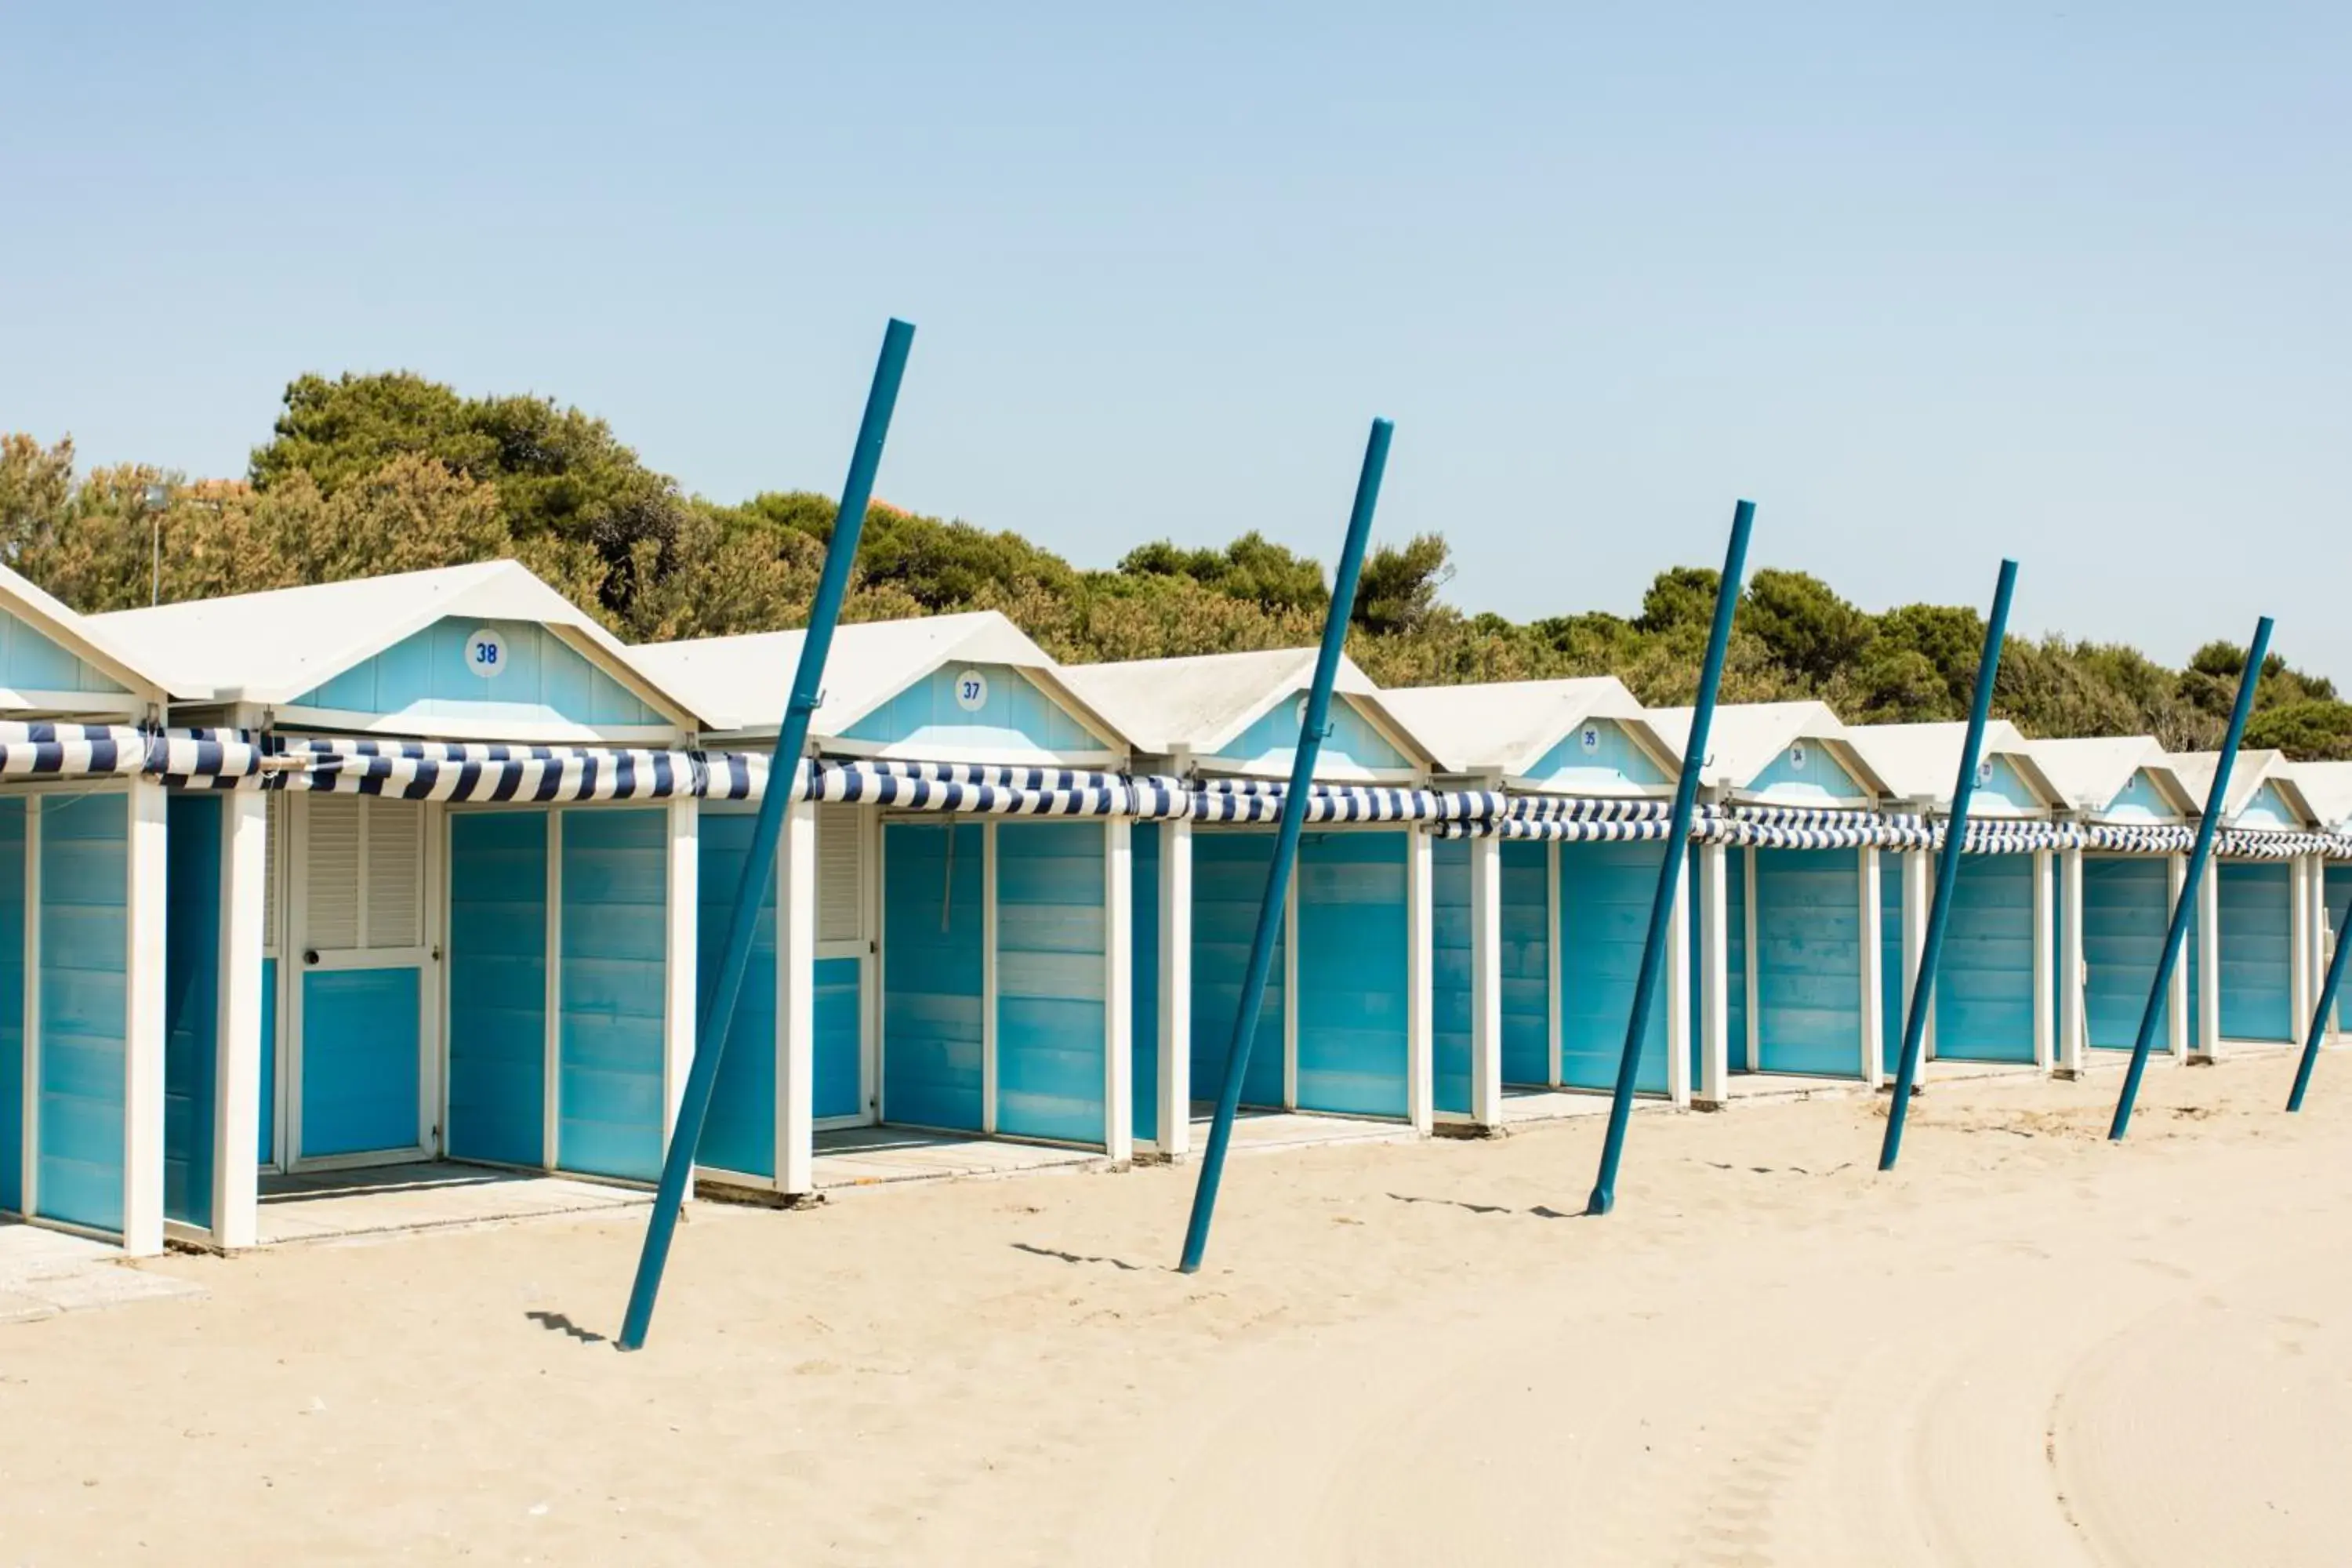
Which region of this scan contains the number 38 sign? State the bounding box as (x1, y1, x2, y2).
(466, 628, 507, 680)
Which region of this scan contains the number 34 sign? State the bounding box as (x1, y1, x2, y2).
(465, 628, 508, 679)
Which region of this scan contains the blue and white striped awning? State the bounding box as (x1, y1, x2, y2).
(158, 735, 702, 802)
(2083, 822, 2197, 855)
(1435, 816, 1681, 843)
(0, 722, 153, 779)
(2220, 828, 2345, 859)
(710, 755, 1197, 819)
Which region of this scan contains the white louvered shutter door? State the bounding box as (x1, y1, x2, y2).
(816, 804, 863, 945)
(304, 795, 362, 952)
(365, 799, 425, 951)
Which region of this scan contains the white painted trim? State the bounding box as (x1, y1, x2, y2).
(2194, 858, 2221, 1063)
(122, 778, 166, 1257)
(1741, 844, 1759, 1073)
(2058, 846, 2085, 1074)
(1283, 854, 1299, 1112)
(662, 796, 698, 1148)
(1859, 844, 1884, 1091)
(1697, 840, 1729, 1106)
(420, 803, 445, 1156)
(2031, 849, 2056, 1072)
(1666, 852, 1692, 1109)
(268, 703, 682, 749)
(1545, 839, 1563, 1087)
(1468, 833, 1503, 1128)
(861, 803, 881, 1123)
(981, 818, 999, 1137)
(873, 818, 891, 1127)
(265, 794, 289, 1172)
(2167, 855, 2191, 1062)
(1406, 826, 1434, 1135)
(1156, 818, 1192, 1157)
(779, 798, 817, 1195)
(1900, 847, 1932, 1064)
(1104, 816, 1134, 1163)
(213, 790, 267, 1250)
(534, 809, 561, 1170)
(2291, 855, 2315, 1033)
(16, 796, 35, 1219)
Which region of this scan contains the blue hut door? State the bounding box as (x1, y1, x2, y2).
(290, 795, 433, 1164)
(880, 820, 986, 1132)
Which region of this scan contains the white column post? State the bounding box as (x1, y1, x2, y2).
(1545, 840, 1563, 1087)
(1467, 833, 1504, 1130)
(122, 779, 168, 1258)
(1666, 853, 1693, 1109)
(1697, 840, 1729, 1107)
(2290, 855, 2314, 1033)
(981, 818, 999, 1134)
(1900, 846, 1933, 1062)
(2193, 857, 2221, 1063)
(661, 796, 698, 1147)
(20, 797, 38, 1220)
(212, 791, 268, 1251)
(2058, 845, 2085, 1076)
(777, 797, 817, 1196)
(2031, 848, 2055, 1073)
(1742, 845, 1760, 1073)
(2166, 854, 2191, 1062)
(1860, 843, 1885, 1090)
(1104, 818, 1134, 1165)
(1406, 826, 1434, 1136)
(1156, 818, 1192, 1159)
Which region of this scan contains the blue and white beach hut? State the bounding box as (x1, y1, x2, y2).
(2283, 760, 2352, 1042)
(1378, 678, 1681, 1128)
(1058, 648, 1439, 1160)
(0, 564, 181, 1256)
(1842, 721, 2071, 1073)
(635, 612, 1145, 1197)
(1653, 702, 1897, 1102)
(93, 561, 710, 1250)
(2027, 735, 2202, 1073)
(2162, 749, 2331, 1060)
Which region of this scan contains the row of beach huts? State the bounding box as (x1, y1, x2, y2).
(0, 554, 2344, 1258)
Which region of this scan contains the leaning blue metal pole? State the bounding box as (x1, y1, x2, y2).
(1878, 560, 2018, 1171)
(2285, 895, 2352, 1112)
(1587, 499, 1755, 1217)
(1177, 418, 1392, 1275)
(2108, 615, 2272, 1142)
(619, 318, 915, 1350)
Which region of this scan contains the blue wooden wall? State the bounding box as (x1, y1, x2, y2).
(300, 967, 420, 1159)
(1521, 719, 1670, 793)
(163, 795, 222, 1229)
(1189, 832, 1286, 1111)
(448, 811, 549, 1169)
(0, 801, 26, 1216)
(2329, 865, 2352, 1033)
(2082, 858, 2172, 1049)
(1879, 853, 1905, 1073)
(995, 822, 1108, 1144)
(1747, 742, 1867, 805)
(1971, 756, 2044, 815)
(294, 616, 663, 731)
(2213, 861, 2292, 1041)
(882, 822, 985, 1131)
(1131, 823, 1160, 1142)
(1559, 840, 1668, 1093)
(1724, 850, 1751, 1073)
(1295, 832, 1410, 1118)
(1500, 841, 1550, 1086)
(695, 811, 778, 1178)
(1432, 838, 1472, 1115)
(2105, 771, 2179, 821)
(38, 793, 129, 1232)
(1751, 848, 1862, 1077)
(1217, 693, 1409, 775)
(556, 808, 668, 1181)
(1935, 855, 2036, 1062)
(0, 606, 129, 699)
(842, 662, 1102, 756)
(2234, 782, 2302, 830)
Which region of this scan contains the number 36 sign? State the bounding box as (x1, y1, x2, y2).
(465, 628, 508, 679)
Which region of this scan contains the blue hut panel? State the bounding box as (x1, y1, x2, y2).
(840, 662, 1107, 757)
(2082, 857, 2173, 1050)
(0, 607, 129, 700)
(291, 617, 666, 731)
(2104, 769, 2181, 822)
(1969, 755, 2044, 816)
(1744, 741, 1867, 804)
(1214, 691, 1409, 775)
(1520, 718, 1670, 794)
(2233, 780, 2302, 830)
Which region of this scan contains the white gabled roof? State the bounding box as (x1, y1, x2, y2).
(2286, 761, 2352, 831)
(2024, 735, 2194, 816)
(1645, 700, 1889, 797)
(2165, 748, 2316, 826)
(0, 559, 180, 704)
(1056, 646, 1432, 768)
(1841, 720, 2063, 811)
(634, 609, 1131, 747)
(1377, 677, 1667, 779)
(89, 559, 701, 724)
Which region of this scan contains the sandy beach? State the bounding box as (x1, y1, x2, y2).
(3, 1053, 2347, 1566)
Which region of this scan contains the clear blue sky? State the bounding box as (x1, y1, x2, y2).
(5, 5, 2347, 677)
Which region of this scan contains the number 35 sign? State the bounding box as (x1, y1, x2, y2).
(465, 628, 508, 679)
